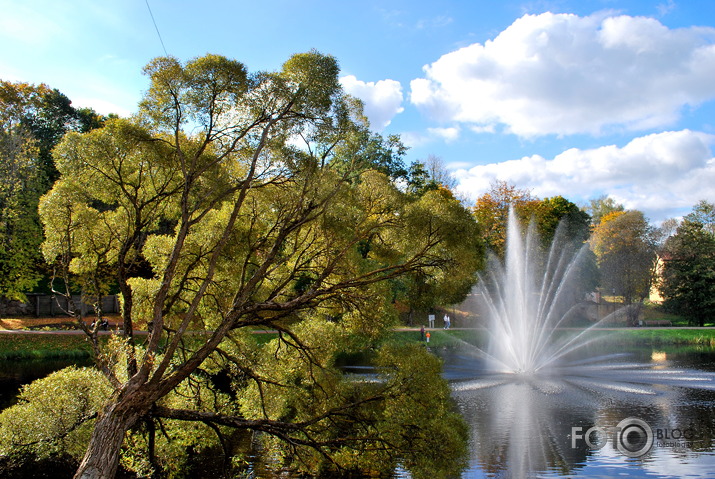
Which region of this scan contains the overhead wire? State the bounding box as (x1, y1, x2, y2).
(145, 0, 168, 56)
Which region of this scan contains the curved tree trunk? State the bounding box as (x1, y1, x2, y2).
(73, 394, 148, 479)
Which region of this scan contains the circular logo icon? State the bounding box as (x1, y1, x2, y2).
(616, 417, 653, 457)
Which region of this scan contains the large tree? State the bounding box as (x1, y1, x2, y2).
(36, 52, 474, 478)
(659, 201, 715, 326)
(590, 210, 658, 324)
(0, 81, 103, 187)
(534, 195, 591, 245)
(393, 187, 483, 324)
(684, 199, 715, 236)
(0, 82, 50, 299)
(533, 195, 598, 301)
(0, 81, 106, 301)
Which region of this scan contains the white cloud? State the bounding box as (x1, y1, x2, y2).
(427, 126, 461, 142)
(657, 0, 677, 17)
(398, 131, 430, 148)
(470, 124, 496, 134)
(410, 12, 715, 137)
(416, 15, 454, 30)
(399, 125, 463, 148)
(454, 130, 715, 222)
(340, 75, 404, 130)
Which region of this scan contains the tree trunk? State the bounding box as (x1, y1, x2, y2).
(73, 396, 147, 479)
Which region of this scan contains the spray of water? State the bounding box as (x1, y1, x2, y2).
(478, 211, 596, 374)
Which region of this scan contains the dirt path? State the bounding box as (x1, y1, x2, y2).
(0, 315, 123, 332)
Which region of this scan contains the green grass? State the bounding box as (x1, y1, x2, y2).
(389, 329, 483, 348)
(0, 333, 93, 360)
(604, 328, 715, 347)
(389, 328, 715, 349)
(2, 325, 714, 362)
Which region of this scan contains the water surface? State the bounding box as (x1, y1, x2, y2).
(439, 345, 715, 478)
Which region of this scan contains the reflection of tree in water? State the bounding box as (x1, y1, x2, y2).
(445, 350, 715, 478)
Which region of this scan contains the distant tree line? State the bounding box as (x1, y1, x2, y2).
(471, 181, 715, 327)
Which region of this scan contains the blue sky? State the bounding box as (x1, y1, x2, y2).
(2, 0, 715, 223)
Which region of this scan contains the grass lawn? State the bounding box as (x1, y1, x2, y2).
(390, 327, 715, 349)
(0, 333, 93, 360)
(603, 328, 715, 346)
(3, 313, 715, 361)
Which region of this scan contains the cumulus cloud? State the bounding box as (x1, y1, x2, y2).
(454, 130, 715, 222)
(340, 75, 404, 130)
(427, 126, 461, 142)
(410, 12, 715, 137)
(398, 125, 463, 148)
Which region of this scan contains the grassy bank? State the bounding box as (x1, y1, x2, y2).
(599, 328, 715, 347)
(0, 333, 93, 360)
(2, 326, 714, 361)
(388, 327, 715, 349)
(388, 329, 482, 348)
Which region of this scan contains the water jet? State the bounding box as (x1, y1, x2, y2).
(477, 210, 595, 374)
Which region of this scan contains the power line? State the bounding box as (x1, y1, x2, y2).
(145, 0, 168, 56)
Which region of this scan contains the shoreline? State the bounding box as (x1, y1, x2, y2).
(2, 327, 715, 361)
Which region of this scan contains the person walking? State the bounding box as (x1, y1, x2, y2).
(444, 314, 451, 329)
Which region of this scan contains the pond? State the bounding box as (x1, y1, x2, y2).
(2, 345, 715, 478)
(0, 357, 92, 410)
(437, 344, 715, 478)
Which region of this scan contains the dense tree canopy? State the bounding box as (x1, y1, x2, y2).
(533, 195, 591, 245)
(0, 94, 42, 299)
(29, 52, 477, 478)
(1, 81, 104, 185)
(659, 201, 715, 326)
(587, 195, 624, 226)
(472, 181, 590, 258)
(394, 187, 483, 322)
(0, 81, 106, 301)
(590, 210, 658, 324)
(472, 181, 538, 258)
(684, 200, 715, 236)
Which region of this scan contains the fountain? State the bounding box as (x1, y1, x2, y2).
(477, 210, 595, 374)
(444, 210, 715, 478)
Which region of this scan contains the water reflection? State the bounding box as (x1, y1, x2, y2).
(0, 358, 91, 409)
(440, 347, 715, 478)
